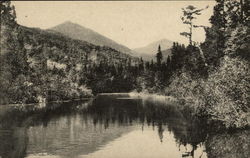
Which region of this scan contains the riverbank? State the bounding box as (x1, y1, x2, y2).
(0, 98, 94, 130)
(0, 97, 92, 108)
(0, 97, 93, 124)
(128, 92, 177, 103)
(129, 89, 250, 130)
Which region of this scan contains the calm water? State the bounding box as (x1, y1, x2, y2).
(0, 94, 249, 158)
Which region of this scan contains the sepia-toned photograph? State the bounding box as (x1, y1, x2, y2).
(0, 0, 249, 158)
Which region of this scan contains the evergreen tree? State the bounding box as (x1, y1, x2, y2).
(156, 45, 163, 67)
(145, 61, 150, 70)
(203, 0, 250, 69)
(170, 42, 185, 71)
(201, 0, 225, 69)
(0, 0, 32, 104)
(180, 5, 208, 45)
(150, 59, 154, 70)
(0, 0, 16, 27)
(166, 56, 171, 68)
(139, 57, 144, 72)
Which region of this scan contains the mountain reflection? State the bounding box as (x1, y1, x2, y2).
(0, 94, 249, 158)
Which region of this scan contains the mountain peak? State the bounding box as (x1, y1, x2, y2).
(132, 39, 173, 61)
(133, 39, 173, 54)
(52, 21, 88, 31)
(158, 38, 172, 43)
(62, 20, 73, 24)
(58, 21, 77, 26)
(49, 22, 133, 55)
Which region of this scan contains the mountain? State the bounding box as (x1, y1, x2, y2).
(1, 20, 139, 104)
(22, 26, 135, 65)
(49, 21, 133, 55)
(132, 39, 173, 61)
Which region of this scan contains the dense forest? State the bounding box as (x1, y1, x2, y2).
(165, 0, 250, 129)
(0, 1, 141, 104)
(0, 0, 249, 129)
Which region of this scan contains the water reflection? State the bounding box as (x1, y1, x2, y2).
(0, 127, 27, 158)
(0, 94, 249, 158)
(206, 130, 250, 158)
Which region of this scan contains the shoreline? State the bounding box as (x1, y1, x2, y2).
(0, 97, 93, 109)
(128, 92, 177, 102)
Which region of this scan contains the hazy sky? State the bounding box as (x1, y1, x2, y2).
(13, 1, 216, 48)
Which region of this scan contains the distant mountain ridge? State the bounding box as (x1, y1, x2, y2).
(132, 39, 173, 61)
(49, 21, 133, 55)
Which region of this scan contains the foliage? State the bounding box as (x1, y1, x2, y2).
(0, 1, 31, 104)
(196, 57, 250, 128)
(0, 1, 139, 105)
(224, 24, 250, 60)
(156, 45, 163, 66)
(180, 5, 208, 45)
(206, 130, 250, 158)
(166, 56, 250, 128)
(163, 0, 250, 129)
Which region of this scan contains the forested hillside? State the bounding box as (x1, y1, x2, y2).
(0, 1, 139, 104)
(49, 21, 134, 55)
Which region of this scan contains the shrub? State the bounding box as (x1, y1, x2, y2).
(166, 56, 250, 128)
(197, 57, 250, 128)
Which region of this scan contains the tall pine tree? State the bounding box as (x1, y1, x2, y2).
(156, 45, 163, 67)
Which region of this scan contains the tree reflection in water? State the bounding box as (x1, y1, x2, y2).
(0, 94, 249, 158)
(206, 130, 250, 158)
(80, 95, 209, 157)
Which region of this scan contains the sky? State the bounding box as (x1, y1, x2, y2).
(13, 1, 216, 49)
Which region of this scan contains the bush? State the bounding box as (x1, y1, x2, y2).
(166, 57, 250, 128)
(198, 57, 250, 128)
(164, 73, 204, 103)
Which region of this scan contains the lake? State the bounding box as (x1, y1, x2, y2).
(0, 93, 249, 158)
